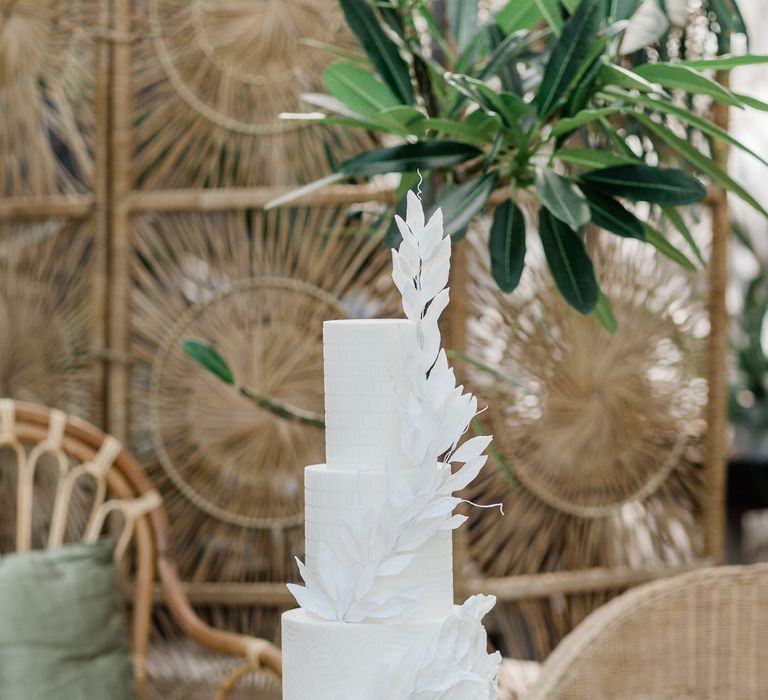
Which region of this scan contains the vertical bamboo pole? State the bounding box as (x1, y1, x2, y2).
(449, 236, 470, 601)
(106, 0, 133, 441)
(704, 70, 731, 564)
(92, 0, 112, 427)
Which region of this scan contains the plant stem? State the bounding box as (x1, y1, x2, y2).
(238, 386, 326, 429)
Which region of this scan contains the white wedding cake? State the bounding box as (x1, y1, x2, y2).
(282, 192, 501, 699)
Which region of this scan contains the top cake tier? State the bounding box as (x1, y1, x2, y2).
(323, 319, 415, 471)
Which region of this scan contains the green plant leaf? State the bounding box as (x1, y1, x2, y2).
(339, 0, 414, 104)
(554, 147, 638, 169)
(602, 89, 768, 168)
(183, 339, 235, 385)
(579, 164, 707, 204)
(550, 106, 622, 136)
(374, 106, 425, 130)
(497, 0, 543, 34)
(633, 63, 743, 107)
(448, 0, 479, 51)
(446, 73, 530, 127)
(536, 0, 603, 117)
(433, 173, 499, 240)
(422, 116, 498, 147)
(661, 206, 706, 267)
(539, 206, 599, 314)
(734, 92, 768, 112)
(323, 62, 401, 117)
(635, 113, 768, 217)
(611, 0, 642, 21)
(480, 28, 527, 84)
(642, 223, 697, 271)
(535, 0, 564, 35)
(579, 183, 644, 239)
(707, 0, 749, 41)
(489, 198, 526, 292)
(592, 291, 618, 333)
(599, 63, 667, 93)
(680, 54, 768, 70)
(340, 141, 482, 176)
(536, 168, 591, 229)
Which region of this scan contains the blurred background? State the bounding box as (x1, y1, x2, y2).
(1, 0, 767, 697)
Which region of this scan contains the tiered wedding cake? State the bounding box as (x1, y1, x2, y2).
(282, 191, 501, 699)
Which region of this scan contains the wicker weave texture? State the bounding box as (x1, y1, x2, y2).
(527, 565, 768, 699)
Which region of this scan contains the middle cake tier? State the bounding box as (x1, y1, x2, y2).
(304, 464, 454, 620)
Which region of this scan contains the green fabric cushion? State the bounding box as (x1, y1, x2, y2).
(0, 539, 137, 700)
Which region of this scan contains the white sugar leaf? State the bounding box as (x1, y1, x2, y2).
(317, 543, 342, 601)
(378, 552, 415, 576)
(400, 238, 420, 274)
(421, 208, 445, 258)
(406, 190, 425, 231)
(287, 583, 337, 620)
(445, 513, 469, 530)
(418, 495, 460, 520)
(446, 455, 488, 492)
(424, 287, 450, 328)
(402, 283, 422, 321)
(422, 320, 442, 369)
(395, 215, 416, 246)
(392, 255, 413, 298)
(355, 558, 379, 600)
(393, 244, 418, 281)
(451, 435, 493, 464)
(421, 239, 451, 300)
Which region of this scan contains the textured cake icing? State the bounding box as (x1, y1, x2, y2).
(282, 191, 500, 699)
(323, 319, 414, 471)
(304, 464, 454, 619)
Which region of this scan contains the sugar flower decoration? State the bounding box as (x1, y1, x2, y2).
(288, 191, 498, 632)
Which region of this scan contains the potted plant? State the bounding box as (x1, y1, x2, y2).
(269, 0, 766, 329)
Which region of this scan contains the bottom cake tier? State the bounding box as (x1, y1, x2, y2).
(282, 608, 451, 699)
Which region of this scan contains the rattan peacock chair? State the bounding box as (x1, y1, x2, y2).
(525, 563, 768, 699)
(129, 203, 401, 643)
(460, 221, 711, 660)
(132, 0, 372, 188)
(0, 398, 282, 700)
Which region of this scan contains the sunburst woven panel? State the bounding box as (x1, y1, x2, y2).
(0, 220, 100, 418)
(132, 0, 373, 188)
(129, 206, 401, 593)
(0, 220, 101, 555)
(462, 220, 710, 659)
(0, 0, 95, 195)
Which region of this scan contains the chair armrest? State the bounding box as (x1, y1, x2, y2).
(156, 555, 283, 679)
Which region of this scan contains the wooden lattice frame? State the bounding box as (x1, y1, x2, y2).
(0, 399, 282, 698)
(0, 0, 733, 668)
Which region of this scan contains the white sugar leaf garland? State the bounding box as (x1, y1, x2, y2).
(374, 594, 502, 700)
(288, 190, 501, 694)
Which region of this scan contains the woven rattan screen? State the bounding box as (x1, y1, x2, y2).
(0, 0, 732, 664)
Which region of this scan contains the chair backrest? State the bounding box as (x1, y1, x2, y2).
(0, 399, 164, 694)
(527, 564, 768, 699)
(0, 399, 283, 697)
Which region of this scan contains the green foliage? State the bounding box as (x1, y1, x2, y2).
(182, 340, 234, 385)
(489, 199, 526, 292)
(535, 167, 591, 229)
(340, 141, 481, 176)
(579, 165, 707, 205)
(539, 206, 599, 314)
(338, 0, 414, 104)
(273, 0, 763, 319)
(536, 0, 604, 117)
